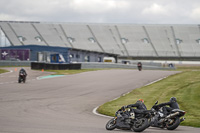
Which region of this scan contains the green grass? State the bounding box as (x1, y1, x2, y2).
(0, 69, 9, 74)
(97, 67, 200, 127)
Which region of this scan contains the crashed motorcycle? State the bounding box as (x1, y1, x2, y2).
(148, 101, 186, 130)
(18, 72, 26, 83)
(105, 106, 150, 132)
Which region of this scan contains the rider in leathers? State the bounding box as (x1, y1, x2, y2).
(19, 68, 27, 76)
(19, 68, 27, 80)
(156, 97, 179, 116)
(125, 99, 147, 113)
(122, 99, 147, 120)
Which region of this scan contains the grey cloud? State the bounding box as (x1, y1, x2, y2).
(0, 0, 200, 24)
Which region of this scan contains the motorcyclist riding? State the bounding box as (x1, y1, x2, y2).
(19, 68, 27, 76)
(156, 97, 179, 117)
(18, 68, 27, 83)
(123, 99, 147, 119)
(137, 62, 142, 71)
(149, 98, 185, 130)
(106, 99, 149, 132)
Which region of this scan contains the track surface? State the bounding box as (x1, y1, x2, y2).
(0, 67, 199, 133)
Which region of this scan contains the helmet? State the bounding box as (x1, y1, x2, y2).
(137, 99, 144, 103)
(170, 97, 177, 102)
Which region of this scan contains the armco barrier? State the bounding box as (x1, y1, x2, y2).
(80, 62, 175, 70)
(0, 61, 31, 66)
(81, 62, 137, 69)
(0, 61, 175, 70)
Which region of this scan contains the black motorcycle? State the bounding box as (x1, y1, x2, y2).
(105, 106, 150, 132)
(148, 101, 186, 130)
(137, 62, 142, 71)
(18, 71, 26, 83)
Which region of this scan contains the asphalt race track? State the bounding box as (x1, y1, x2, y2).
(0, 67, 199, 133)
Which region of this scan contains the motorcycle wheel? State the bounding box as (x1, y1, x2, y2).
(146, 118, 151, 128)
(166, 117, 180, 130)
(131, 118, 148, 132)
(138, 67, 141, 71)
(105, 118, 117, 130)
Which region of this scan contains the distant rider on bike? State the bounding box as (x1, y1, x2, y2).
(19, 68, 27, 77)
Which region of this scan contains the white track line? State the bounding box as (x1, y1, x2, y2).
(144, 77, 167, 86)
(92, 106, 113, 118)
(92, 77, 166, 118)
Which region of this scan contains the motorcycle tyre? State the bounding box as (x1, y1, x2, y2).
(146, 119, 151, 128)
(166, 117, 180, 130)
(138, 67, 142, 71)
(18, 78, 21, 83)
(105, 118, 116, 130)
(131, 118, 148, 132)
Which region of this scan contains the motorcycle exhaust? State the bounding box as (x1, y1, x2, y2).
(166, 112, 179, 119)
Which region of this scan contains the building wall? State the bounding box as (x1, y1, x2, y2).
(0, 45, 115, 63)
(69, 50, 105, 63)
(0, 45, 69, 62)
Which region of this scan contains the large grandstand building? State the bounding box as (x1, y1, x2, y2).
(1, 21, 200, 63)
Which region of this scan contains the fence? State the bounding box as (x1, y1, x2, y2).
(0, 61, 175, 70)
(0, 61, 31, 66)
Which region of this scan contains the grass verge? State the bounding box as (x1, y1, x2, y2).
(0, 69, 9, 74)
(97, 67, 200, 127)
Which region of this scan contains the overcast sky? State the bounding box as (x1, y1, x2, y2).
(0, 0, 200, 24)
